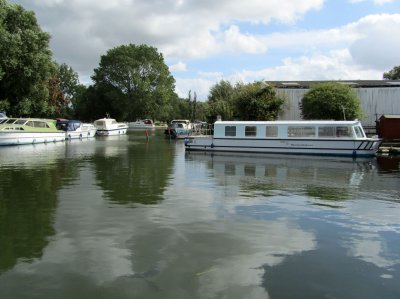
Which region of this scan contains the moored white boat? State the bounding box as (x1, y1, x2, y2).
(94, 117, 128, 136)
(56, 119, 97, 139)
(164, 119, 192, 138)
(184, 120, 382, 157)
(0, 118, 66, 146)
(127, 119, 155, 130)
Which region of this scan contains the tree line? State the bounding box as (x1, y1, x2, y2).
(1, 0, 399, 123)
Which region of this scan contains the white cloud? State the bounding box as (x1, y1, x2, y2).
(9, 1, 400, 100)
(347, 14, 400, 69)
(240, 49, 381, 81)
(175, 77, 216, 100)
(169, 61, 187, 72)
(221, 25, 268, 54)
(349, 0, 394, 5)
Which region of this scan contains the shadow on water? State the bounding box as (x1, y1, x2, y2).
(376, 155, 400, 173)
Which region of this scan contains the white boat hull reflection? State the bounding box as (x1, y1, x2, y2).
(185, 152, 376, 192)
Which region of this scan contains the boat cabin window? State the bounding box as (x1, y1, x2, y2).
(5, 119, 17, 124)
(336, 126, 352, 137)
(225, 126, 236, 137)
(28, 121, 49, 128)
(265, 126, 278, 137)
(353, 126, 365, 138)
(288, 126, 316, 137)
(3, 127, 24, 130)
(15, 119, 27, 125)
(245, 126, 257, 137)
(318, 126, 335, 138)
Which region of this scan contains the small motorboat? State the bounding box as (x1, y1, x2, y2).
(94, 116, 128, 136)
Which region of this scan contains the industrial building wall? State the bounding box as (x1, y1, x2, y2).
(277, 87, 400, 127)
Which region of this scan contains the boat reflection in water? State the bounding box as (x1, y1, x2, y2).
(185, 151, 377, 201)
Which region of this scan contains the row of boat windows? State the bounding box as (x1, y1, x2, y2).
(1, 119, 51, 128)
(224, 125, 365, 138)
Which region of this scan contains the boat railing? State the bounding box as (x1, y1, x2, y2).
(190, 123, 213, 136)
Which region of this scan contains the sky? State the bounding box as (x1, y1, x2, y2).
(9, 0, 400, 101)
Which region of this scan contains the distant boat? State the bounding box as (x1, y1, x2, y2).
(184, 119, 382, 157)
(0, 118, 66, 146)
(56, 119, 97, 139)
(127, 119, 155, 130)
(94, 116, 128, 136)
(164, 119, 192, 138)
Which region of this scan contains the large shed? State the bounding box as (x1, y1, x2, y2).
(377, 115, 400, 140)
(267, 80, 400, 127)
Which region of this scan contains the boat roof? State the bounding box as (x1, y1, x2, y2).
(95, 118, 116, 121)
(1, 117, 56, 122)
(215, 120, 362, 125)
(171, 119, 190, 123)
(57, 119, 82, 123)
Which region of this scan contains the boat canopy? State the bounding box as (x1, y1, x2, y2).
(56, 120, 82, 131)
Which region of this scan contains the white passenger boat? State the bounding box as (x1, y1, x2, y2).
(184, 120, 382, 157)
(0, 118, 66, 146)
(127, 119, 155, 130)
(164, 119, 192, 138)
(94, 117, 128, 136)
(56, 119, 97, 139)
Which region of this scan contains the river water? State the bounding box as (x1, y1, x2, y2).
(0, 129, 399, 299)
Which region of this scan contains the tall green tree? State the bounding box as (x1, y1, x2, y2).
(207, 80, 235, 121)
(0, 0, 54, 116)
(52, 62, 83, 118)
(234, 81, 285, 121)
(383, 65, 400, 80)
(300, 82, 363, 120)
(91, 44, 176, 121)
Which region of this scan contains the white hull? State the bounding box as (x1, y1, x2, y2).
(127, 125, 155, 130)
(0, 132, 66, 146)
(185, 136, 380, 157)
(127, 119, 155, 130)
(65, 126, 97, 139)
(96, 127, 127, 136)
(94, 117, 128, 136)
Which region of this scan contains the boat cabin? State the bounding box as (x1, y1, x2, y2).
(170, 119, 191, 128)
(213, 120, 367, 139)
(56, 119, 82, 132)
(0, 118, 55, 129)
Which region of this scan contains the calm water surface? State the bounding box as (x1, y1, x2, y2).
(0, 130, 399, 299)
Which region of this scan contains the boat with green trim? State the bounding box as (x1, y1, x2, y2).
(0, 118, 66, 146)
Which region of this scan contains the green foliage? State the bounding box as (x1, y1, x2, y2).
(207, 80, 235, 121)
(90, 44, 176, 121)
(234, 82, 285, 121)
(57, 63, 80, 101)
(50, 62, 82, 118)
(383, 65, 400, 80)
(205, 80, 284, 121)
(300, 82, 363, 120)
(0, 1, 54, 117)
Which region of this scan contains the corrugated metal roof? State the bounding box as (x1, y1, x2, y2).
(266, 80, 400, 89)
(379, 114, 400, 119)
